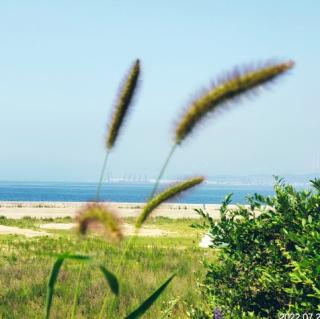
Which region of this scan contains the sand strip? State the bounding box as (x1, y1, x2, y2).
(0, 201, 225, 220)
(0, 225, 50, 237)
(39, 222, 174, 237)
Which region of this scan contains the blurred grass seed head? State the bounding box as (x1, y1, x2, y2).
(106, 59, 140, 150)
(175, 60, 294, 144)
(75, 203, 123, 242)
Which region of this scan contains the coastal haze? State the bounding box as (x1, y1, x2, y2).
(1, 2, 319, 183)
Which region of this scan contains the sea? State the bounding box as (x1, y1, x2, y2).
(0, 181, 279, 204)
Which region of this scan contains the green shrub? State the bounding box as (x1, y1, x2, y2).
(195, 178, 320, 318)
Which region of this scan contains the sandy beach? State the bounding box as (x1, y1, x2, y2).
(0, 201, 225, 238)
(0, 201, 225, 220)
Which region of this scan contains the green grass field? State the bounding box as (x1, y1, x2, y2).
(0, 216, 214, 318)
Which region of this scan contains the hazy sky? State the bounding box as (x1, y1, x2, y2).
(1, 1, 319, 181)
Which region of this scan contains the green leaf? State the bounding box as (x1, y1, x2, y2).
(310, 178, 320, 192)
(125, 273, 175, 319)
(45, 252, 91, 261)
(59, 253, 91, 260)
(45, 254, 90, 319)
(45, 258, 64, 319)
(99, 266, 119, 296)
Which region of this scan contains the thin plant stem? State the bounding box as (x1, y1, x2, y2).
(101, 230, 138, 319)
(101, 144, 178, 317)
(70, 263, 84, 319)
(148, 143, 177, 199)
(72, 151, 110, 318)
(96, 150, 110, 201)
(69, 238, 89, 319)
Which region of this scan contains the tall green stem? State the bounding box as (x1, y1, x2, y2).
(101, 230, 138, 319)
(96, 150, 110, 201)
(149, 143, 177, 199)
(101, 144, 177, 318)
(70, 264, 83, 319)
(71, 150, 110, 318)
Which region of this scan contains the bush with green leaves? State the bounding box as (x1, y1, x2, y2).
(193, 178, 320, 318)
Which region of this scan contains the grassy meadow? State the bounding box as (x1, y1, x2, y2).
(0, 216, 213, 318)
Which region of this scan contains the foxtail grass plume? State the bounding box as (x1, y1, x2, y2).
(106, 59, 140, 149)
(136, 176, 204, 228)
(75, 203, 123, 242)
(175, 60, 294, 144)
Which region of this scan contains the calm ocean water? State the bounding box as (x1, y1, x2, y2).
(0, 182, 276, 204)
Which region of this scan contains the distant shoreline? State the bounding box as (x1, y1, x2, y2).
(0, 179, 312, 187)
(0, 182, 278, 204)
(0, 201, 225, 220)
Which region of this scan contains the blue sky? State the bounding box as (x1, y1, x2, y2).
(0, 1, 319, 181)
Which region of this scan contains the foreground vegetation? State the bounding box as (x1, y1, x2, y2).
(0, 217, 211, 318)
(193, 179, 320, 318)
